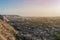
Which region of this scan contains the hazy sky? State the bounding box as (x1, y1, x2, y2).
(0, 0, 60, 17)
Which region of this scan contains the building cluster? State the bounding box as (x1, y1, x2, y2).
(4, 15, 60, 40)
(15, 24, 59, 40)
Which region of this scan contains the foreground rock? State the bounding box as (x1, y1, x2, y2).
(0, 20, 16, 40)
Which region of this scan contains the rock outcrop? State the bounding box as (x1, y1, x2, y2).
(0, 19, 16, 40)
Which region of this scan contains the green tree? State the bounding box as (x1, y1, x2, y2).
(53, 31, 60, 40)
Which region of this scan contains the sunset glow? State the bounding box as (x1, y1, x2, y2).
(0, 0, 60, 17)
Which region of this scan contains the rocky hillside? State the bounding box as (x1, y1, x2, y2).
(0, 20, 16, 40)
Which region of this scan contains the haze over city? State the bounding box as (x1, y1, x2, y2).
(0, 0, 60, 17)
(0, 0, 60, 40)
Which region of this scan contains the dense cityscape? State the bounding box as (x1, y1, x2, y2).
(0, 0, 60, 40)
(4, 15, 60, 40)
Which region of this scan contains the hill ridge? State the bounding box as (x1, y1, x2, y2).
(0, 20, 16, 40)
